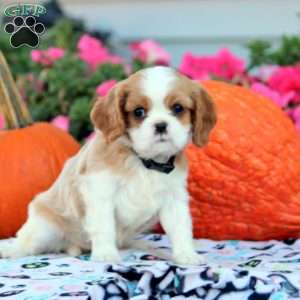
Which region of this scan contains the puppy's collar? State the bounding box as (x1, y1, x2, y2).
(139, 156, 176, 174)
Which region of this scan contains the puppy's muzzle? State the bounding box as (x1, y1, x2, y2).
(154, 122, 168, 135)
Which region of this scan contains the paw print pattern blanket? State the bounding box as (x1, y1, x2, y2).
(0, 234, 299, 299)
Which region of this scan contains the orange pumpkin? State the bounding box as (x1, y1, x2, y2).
(187, 80, 300, 240)
(0, 123, 80, 238)
(0, 52, 80, 238)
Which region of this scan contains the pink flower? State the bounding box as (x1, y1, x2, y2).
(255, 65, 279, 82)
(179, 52, 211, 80)
(96, 79, 117, 97)
(31, 50, 43, 63)
(77, 34, 102, 53)
(85, 132, 96, 143)
(78, 35, 108, 67)
(180, 52, 204, 80)
(179, 48, 245, 80)
(0, 114, 5, 130)
(31, 47, 65, 66)
(213, 48, 246, 80)
(51, 115, 70, 132)
(47, 48, 65, 60)
(129, 39, 170, 65)
(292, 106, 300, 123)
(290, 106, 300, 133)
(77, 34, 123, 69)
(268, 65, 300, 103)
(251, 82, 294, 108)
(108, 55, 124, 65)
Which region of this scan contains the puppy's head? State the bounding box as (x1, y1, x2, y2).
(91, 66, 216, 160)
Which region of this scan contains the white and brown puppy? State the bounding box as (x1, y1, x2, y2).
(0, 66, 216, 265)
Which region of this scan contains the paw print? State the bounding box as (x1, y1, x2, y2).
(21, 262, 49, 269)
(4, 16, 45, 48)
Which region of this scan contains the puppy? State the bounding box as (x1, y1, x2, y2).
(0, 66, 216, 265)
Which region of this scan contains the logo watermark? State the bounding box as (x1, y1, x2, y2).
(3, 4, 47, 48)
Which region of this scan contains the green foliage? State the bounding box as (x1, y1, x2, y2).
(0, 30, 33, 75)
(90, 64, 127, 86)
(247, 35, 300, 69)
(24, 57, 127, 141)
(0, 18, 87, 77)
(0, 18, 127, 141)
(44, 55, 87, 105)
(44, 18, 85, 51)
(271, 36, 300, 66)
(69, 97, 93, 139)
(132, 60, 153, 73)
(3, 14, 300, 142)
(247, 40, 272, 70)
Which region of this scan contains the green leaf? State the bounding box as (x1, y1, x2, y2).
(132, 60, 153, 72)
(69, 97, 93, 140)
(246, 35, 300, 68)
(246, 40, 272, 70)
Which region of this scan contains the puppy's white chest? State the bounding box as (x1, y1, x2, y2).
(115, 169, 175, 228)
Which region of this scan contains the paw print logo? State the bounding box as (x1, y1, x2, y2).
(4, 16, 45, 48)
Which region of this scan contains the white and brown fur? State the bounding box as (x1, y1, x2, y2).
(0, 66, 216, 265)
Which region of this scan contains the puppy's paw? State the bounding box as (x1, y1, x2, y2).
(91, 248, 121, 263)
(173, 251, 204, 266)
(66, 245, 82, 257)
(0, 241, 27, 259)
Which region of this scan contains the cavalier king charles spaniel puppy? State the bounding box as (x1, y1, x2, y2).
(0, 66, 216, 265)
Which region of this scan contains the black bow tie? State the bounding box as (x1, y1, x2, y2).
(140, 156, 176, 174)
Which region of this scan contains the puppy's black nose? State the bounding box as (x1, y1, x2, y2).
(155, 122, 167, 134)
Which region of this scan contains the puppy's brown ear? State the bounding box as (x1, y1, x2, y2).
(90, 82, 127, 143)
(191, 86, 217, 147)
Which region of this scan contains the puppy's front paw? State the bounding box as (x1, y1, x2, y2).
(173, 251, 204, 266)
(0, 242, 26, 259)
(91, 248, 121, 263)
(66, 245, 82, 257)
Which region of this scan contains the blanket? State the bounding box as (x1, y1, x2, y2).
(0, 234, 299, 299)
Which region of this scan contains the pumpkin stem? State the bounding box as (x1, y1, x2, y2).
(0, 51, 33, 129)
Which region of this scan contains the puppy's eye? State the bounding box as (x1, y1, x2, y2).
(133, 107, 146, 118)
(172, 103, 184, 115)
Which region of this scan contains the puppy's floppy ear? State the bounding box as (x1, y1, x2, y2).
(191, 85, 217, 147)
(90, 81, 127, 143)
